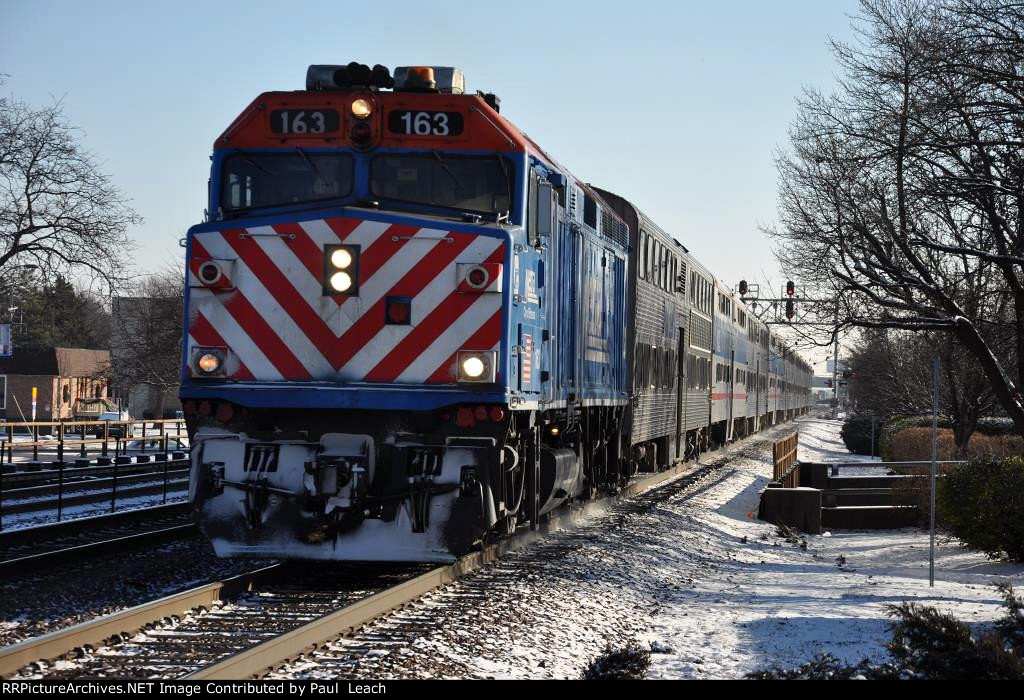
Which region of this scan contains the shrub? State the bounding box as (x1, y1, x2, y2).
(937, 456, 1024, 561)
(882, 426, 1024, 462)
(840, 416, 881, 456)
(977, 417, 1016, 436)
(886, 601, 1024, 680)
(749, 585, 1024, 680)
(581, 642, 650, 679)
(746, 654, 901, 680)
(994, 583, 1024, 657)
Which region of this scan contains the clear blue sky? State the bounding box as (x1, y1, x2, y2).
(2, 0, 857, 297)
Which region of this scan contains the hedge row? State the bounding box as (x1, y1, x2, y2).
(937, 456, 1024, 562)
(841, 414, 1018, 460)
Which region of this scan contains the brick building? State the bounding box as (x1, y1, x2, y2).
(0, 347, 111, 424)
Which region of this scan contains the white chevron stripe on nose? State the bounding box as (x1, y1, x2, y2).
(189, 288, 282, 380)
(338, 235, 503, 380)
(194, 232, 336, 378)
(395, 293, 502, 384)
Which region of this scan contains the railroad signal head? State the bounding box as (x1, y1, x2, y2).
(738, 279, 748, 296)
(786, 280, 795, 296)
(785, 299, 795, 320)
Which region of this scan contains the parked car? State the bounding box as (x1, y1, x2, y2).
(72, 399, 125, 421)
(92, 409, 132, 438)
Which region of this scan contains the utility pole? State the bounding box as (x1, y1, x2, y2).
(832, 307, 840, 419)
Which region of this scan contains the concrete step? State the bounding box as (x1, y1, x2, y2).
(822, 505, 919, 530)
(827, 475, 920, 490)
(823, 487, 903, 507)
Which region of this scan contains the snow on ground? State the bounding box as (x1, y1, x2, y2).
(643, 417, 1023, 678)
(279, 419, 1022, 679)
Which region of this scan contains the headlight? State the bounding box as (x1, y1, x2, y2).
(330, 248, 353, 269)
(329, 271, 353, 292)
(198, 353, 221, 373)
(350, 98, 372, 119)
(462, 356, 485, 378)
(192, 348, 226, 378)
(323, 244, 360, 296)
(457, 350, 497, 383)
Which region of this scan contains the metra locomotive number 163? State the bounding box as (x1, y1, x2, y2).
(182, 63, 812, 562)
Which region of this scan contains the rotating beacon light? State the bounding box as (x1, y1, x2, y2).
(324, 244, 360, 296)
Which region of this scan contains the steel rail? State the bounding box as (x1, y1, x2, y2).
(3, 469, 189, 500)
(1, 479, 188, 516)
(0, 502, 189, 548)
(2, 460, 189, 486)
(0, 565, 281, 678)
(0, 523, 197, 576)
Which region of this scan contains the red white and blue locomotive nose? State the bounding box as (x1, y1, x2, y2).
(186, 214, 505, 385)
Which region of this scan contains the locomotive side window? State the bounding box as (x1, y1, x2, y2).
(528, 171, 554, 246)
(639, 231, 648, 281)
(371, 154, 512, 216)
(221, 152, 354, 214)
(646, 235, 655, 281)
(583, 193, 597, 229)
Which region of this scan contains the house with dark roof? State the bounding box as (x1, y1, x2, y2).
(0, 347, 111, 424)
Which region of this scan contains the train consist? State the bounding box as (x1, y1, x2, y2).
(181, 63, 812, 562)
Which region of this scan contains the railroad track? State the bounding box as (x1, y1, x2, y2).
(0, 478, 188, 517)
(0, 430, 781, 680)
(2, 468, 189, 503)
(1, 460, 190, 490)
(0, 503, 195, 575)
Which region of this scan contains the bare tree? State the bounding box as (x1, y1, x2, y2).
(0, 85, 139, 290)
(848, 329, 997, 451)
(767, 0, 1024, 435)
(110, 268, 183, 418)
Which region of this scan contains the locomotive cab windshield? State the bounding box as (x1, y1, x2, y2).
(219, 148, 513, 221)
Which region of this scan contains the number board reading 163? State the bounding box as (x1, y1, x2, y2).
(271, 110, 341, 135)
(388, 111, 465, 137)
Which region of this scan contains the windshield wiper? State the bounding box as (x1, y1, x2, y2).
(494, 154, 512, 220)
(242, 156, 272, 175)
(432, 150, 467, 193)
(295, 147, 324, 182)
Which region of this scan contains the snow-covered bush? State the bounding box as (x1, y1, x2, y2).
(749, 585, 1024, 680)
(937, 456, 1024, 561)
(746, 654, 902, 680)
(886, 601, 1024, 679)
(581, 642, 650, 679)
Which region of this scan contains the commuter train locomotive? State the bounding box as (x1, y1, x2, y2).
(181, 63, 812, 562)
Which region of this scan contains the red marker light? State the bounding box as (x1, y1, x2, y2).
(455, 407, 475, 428)
(474, 405, 489, 421)
(215, 402, 234, 424)
(386, 298, 411, 324)
(489, 406, 506, 422)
